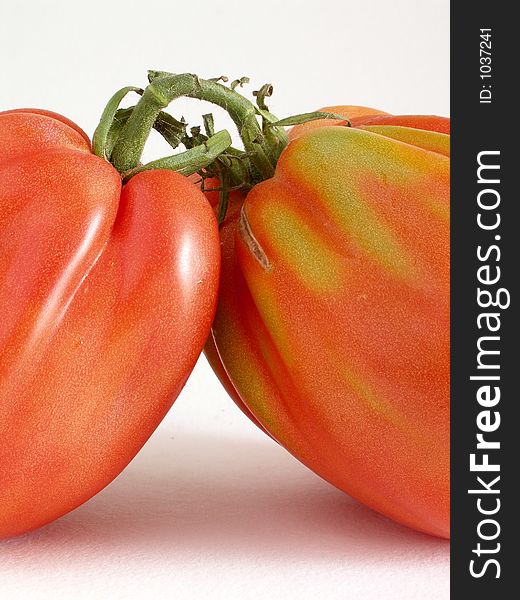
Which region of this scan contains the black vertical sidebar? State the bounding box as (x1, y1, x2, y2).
(451, 3, 516, 598)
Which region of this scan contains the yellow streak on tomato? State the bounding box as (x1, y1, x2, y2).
(215, 312, 281, 437)
(256, 201, 343, 293)
(247, 282, 295, 369)
(288, 105, 390, 140)
(282, 127, 448, 282)
(312, 176, 416, 282)
(338, 364, 431, 447)
(339, 365, 400, 424)
(409, 179, 450, 225)
(360, 125, 450, 157)
(231, 353, 279, 433)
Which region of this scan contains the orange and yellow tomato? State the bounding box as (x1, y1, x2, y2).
(207, 107, 450, 538)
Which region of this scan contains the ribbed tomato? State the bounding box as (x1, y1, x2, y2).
(0, 109, 220, 538)
(207, 107, 450, 538)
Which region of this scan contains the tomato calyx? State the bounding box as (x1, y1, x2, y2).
(93, 71, 349, 220)
(92, 79, 233, 184)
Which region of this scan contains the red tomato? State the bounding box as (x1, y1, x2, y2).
(0, 109, 220, 538)
(206, 108, 450, 538)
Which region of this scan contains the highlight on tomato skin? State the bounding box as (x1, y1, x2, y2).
(1, 108, 92, 146)
(208, 107, 450, 539)
(0, 110, 221, 539)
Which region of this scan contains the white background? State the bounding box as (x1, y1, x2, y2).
(0, 1, 450, 598)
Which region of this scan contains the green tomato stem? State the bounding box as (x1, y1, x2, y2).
(111, 72, 280, 179)
(267, 111, 351, 128)
(121, 129, 232, 182)
(92, 86, 143, 159)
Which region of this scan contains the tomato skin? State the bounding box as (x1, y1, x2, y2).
(287, 105, 391, 140)
(0, 111, 220, 538)
(288, 105, 449, 139)
(1, 108, 92, 146)
(202, 187, 272, 437)
(209, 109, 450, 538)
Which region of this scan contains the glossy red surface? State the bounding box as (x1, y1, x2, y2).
(0, 110, 220, 538)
